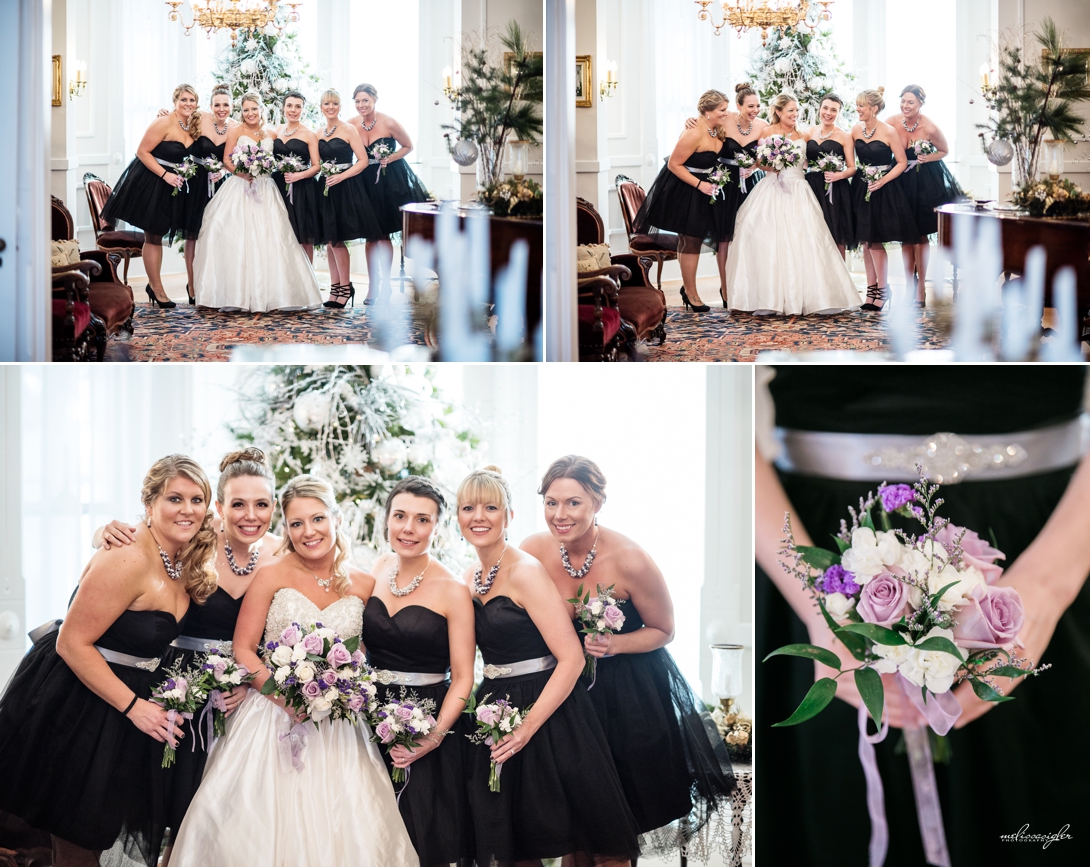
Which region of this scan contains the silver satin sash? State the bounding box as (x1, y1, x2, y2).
(773, 415, 1089, 484)
(155, 157, 189, 194)
(719, 158, 751, 193)
(171, 636, 234, 655)
(29, 619, 62, 643)
(372, 668, 449, 687)
(96, 645, 162, 671)
(481, 654, 557, 680)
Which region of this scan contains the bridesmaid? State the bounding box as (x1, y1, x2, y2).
(361, 476, 474, 866)
(803, 93, 856, 258)
(850, 87, 918, 311)
(457, 466, 640, 867)
(315, 89, 381, 309)
(634, 90, 733, 313)
(0, 455, 217, 867)
(102, 84, 201, 308)
(348, 84, 430, 305)
(884, 84, 964, 307)
(272, 91, 323, 263)
(522, 456, 736, 857)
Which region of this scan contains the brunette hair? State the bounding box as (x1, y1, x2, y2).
(900, 84, 926, 104)
(768, 92, 799, 125)
(216, 447, 275, 504)
(819, 92, 844, 109)
(278, 475, 352, 596)
(696, 89, 729, 138)
(857, 87, 886, 113)
(457, 465, 513, 515)
(735, 82, 757, 105)
(352, 83, 379, 101)
(283, 90, 306, 107)
(537, 455, 607, 507)
(383, 476, 447, 540)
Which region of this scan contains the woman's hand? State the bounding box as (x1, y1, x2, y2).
(684, 117, 698, 129)
(324, 174, 345, 189)
(740, 167, 756, 181)
(824, 170, 846, 183)
(378, 157, 390, 168)
(584, 632, 614, 658)
(127, 698, 186, 743)
(101, 521, 138, 550)
(490, 725, 534, 764)
(237, 172, 254, 184)
(157, 109, 169, 118)
(390, 733, 443, 769)
(284, 171, 304, 183)
(867, 178, 885, 193)
(210, 171, 225, 184)
(696, 180, 715, 196)
(916, 152, 932, 164)
(222, 684, 249, 716)
(164, 172, 184, 190)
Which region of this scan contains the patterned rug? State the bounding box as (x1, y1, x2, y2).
(639, 308, 952, 362)
(103, 304, 430, 362)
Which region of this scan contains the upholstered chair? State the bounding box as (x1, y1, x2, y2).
(83, 172, 145, 284)
(615, 174, 678, 290)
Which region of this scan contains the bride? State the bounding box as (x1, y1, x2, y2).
(193, 92, 323, 312)
(169, 475, 417, 866)
(724, 93, 861, 315)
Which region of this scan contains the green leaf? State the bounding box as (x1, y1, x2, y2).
(796, 546, 840, 571)
(343, 635, 360, 655)
(818, 599, 868, 661)
(988, 527, 999, 551)
(306, 653, 324, 663)
(969, 677, 1014, 703)
(912, 636, 965, 662)
(838, 622, 907, 646)
(929, 581, 960, 609)
(854, 666, 885, 729)
(771, 678, 839, 727)
(763, 643, 842, 671)
(985, 665, 1029, 679)
(259, 677, 277, 695)
(860, 509, 875, 531)
(832, 534, 850, 554)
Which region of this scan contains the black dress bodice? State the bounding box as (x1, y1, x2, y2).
(150, 140, 192, 166)
(854, 139, 895, 167)
(318, 138, 354, 167)
(273, 137, 312, 165)
(363, 598, 450, 674)
(681, 147, 723, 172)
(806, 138, 846, 163)
(191, 135, 226, 163)
(96, 608, 185, 657)
(176, 587, 243, 640)
(474, 596, 552, 665)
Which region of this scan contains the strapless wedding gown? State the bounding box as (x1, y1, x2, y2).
(193, 135, 322, 312)
(724, 138, 860, 315)
(170, 589, 417, 866)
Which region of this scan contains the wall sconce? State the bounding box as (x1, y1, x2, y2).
(442, 65, 459, 101)
(69, 59, 87, 100)
(600, 59, 618, 99)
(979, 62, 997, 100)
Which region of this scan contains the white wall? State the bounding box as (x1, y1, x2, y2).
(0, 369, 24, 687)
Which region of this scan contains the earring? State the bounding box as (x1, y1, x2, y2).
(145, 517, 151, 529)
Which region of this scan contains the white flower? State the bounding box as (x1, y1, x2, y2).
(240, 58, 257, 76)
(295, 661, 316, 683)
(315, 627, 335, 642)
(227, 670, 243, 685)
(841, 528, 903, 582)
(898, 627, 962, 694)
(291, 643, 308, 663)
(272, 645, 294, 667)
(596, 619, 607, 630)
(928, 562, 985, 611)
(274, 665, 291, 685)
(871, 640, 914, 675)
(589, 599, 603, 616)
(245, 39, 259, 51)
(310, 697, 333, 721)
(774, 57, 792, 74)
(824, 592, 856, 620)
(498, 717, 513, 732)
(324, 687, 339, 703)
(206, 654, 225, 667)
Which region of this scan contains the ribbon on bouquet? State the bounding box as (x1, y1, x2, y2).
(165, 708, 194, 751)
(396, 765, 411, 805)
(155, 158, 190, 194)
(805, 168, 837, 204)
(368, 158, 385, 183)
(196, 689, 229, 752)
(857, 703, 890, 867)
(243, 177, 263, 203)
(687, 166, 719, 199)
(278, 719, 317, 773)
(718, 158, 751, 193)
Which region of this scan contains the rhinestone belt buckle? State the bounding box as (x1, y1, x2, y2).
(482, 664, 513, 679)
(134, 657, 162, 672)
(373, 670, 404, 686)
(864, 432, 1028, 484)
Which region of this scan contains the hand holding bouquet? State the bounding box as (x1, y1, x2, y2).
(860, 164, 889, 202)
(567, 582, 626, 683)
(150, 658, 209, 767)
(909, 139, 938, 168)
(193, 156, 226, 192)
(318, 160, 347, 196)
(755, 135, 802, 173)
(370, 691, 439, 784)
(170, 157, 200, 197)
(231, 143, 277, 180)
(463, 692, 531, 792)
(732, 152, 755, 183)
(369, 142, 393, 182)
(192, 648, 254, 739)
(706, 166, 729, 204)
(275, 154, 308, 202)
(809, 152, 847, 191)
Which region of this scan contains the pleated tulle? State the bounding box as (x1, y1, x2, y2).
(912, 159, 965, 237)
(634, 148, 732, 252)
(101, 141, 201, 243)
(360, 138, 431, 239)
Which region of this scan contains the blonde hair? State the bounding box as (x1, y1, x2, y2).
(321, 89, 341, 107)
(141, 455, 217, 604)
(457, 465, 513, 515)
(173, 83, 202, 142)
(538, 455, 608, 507)
(857, 87, 886, 113)
(768, 93, 799, 125)
(216, 447, 275, 504)
(278, 475, 351, 596)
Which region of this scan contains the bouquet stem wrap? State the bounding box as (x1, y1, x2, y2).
(163, 709, 194, 768)
(278, 719, 317, 773)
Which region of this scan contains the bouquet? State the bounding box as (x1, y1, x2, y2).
(170, 157, 200, 197)
(191, 648, 254, 739)
(567, 582, 625, 683)
(370, 690, 439, 784)
(150, 658, 209, 768)
(275, 154, 308, 202)
(754, 134, 802, 174)
(369, 142, 393, 182)
(463, 692, 531, 792)
(318, 161, 347, 196)
(706, 165, 729, 204)
(909, 139, 938, 169)
(731, 152, 755, 186)
(859, 164, 889, 202)
(192, 156, 225, 197)
(808, 152, 847, 192)
(766, 474, 1046, 735)
(231, 143, 278, 180)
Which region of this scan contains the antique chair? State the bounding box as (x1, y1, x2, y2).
(83, 172, 145, 284)
(52, 265, 102, 361)
(615, 173, 678, 290)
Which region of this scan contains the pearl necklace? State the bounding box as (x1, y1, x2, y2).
(146, 519, 182, 580)
(388, 556, 429, 597)
(818, 126, 836, 141)
(223, 541, 260, 576)
(559, 529, 599, 579)
(902, 116, 920, 133)
(283, 125, 300, 138)
(178, 118, 190, 134)
(736, 118, 754, 137)
(360, 116, 377, 132)
(323, 124, 339, 138)
(473, 545, 509, 595)
(213, 119, 228, 136)
(862, 121, 878, 140)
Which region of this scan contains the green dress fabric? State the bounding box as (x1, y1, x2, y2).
(756, 366, 1090, 866)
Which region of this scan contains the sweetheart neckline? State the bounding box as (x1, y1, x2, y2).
(274, 586, 361, 614)
(368, 596, 447, 621)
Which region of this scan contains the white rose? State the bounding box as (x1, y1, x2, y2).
(898, 627, 961, 693)
(841, 528, 903, 582)
(824, 592, 856, 620)
(206, 654, 224, 667)
(291, 643, 308, 663)
(324, 687, 339, 702)
(274, 665, 290, 685)
(315, 627, 335, 642)
(928, 562, 985, 611)
(871, 641, 914, 675)
(589, 600, 603, 616)
(512, 713, 522, 727)
(310, 697, 333, 722)
(597, 619, 607, 630)
(295, 661, 316, 683)
(228, 670, 243, 685)
(272, 645, 293, 667)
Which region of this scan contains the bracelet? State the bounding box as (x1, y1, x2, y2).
(162, 169, 169, 179)
(122, 695, 139, 715)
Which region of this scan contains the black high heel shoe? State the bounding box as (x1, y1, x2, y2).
(145, 284, 177, 309)
(323, 282, 356, 309)
(680, 287, 710, 313)
(719, 285, 728, 308)
(187, 283, 195, 305)
(860, 285, 888, 312)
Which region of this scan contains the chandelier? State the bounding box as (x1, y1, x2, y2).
(695, 1, 833, 45)
(164, 1, 304, 46)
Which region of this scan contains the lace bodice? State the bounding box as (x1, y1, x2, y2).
(237, 135, 274, 152)
(263, 588, 363, 645)
(778, 138, 806, 181)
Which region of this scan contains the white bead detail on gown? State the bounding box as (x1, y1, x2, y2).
(724, 138, 861, 315)
(193, 136, 323, 312)
(169, 588, 418, 867)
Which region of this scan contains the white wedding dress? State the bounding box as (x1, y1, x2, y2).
(170, 588, 417, 867)
(193, 135, 322, 312)
(724, 137, 861, 315)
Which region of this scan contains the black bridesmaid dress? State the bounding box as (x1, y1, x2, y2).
(757, 365, 1090, 867)
(102, 140, 200, 243)
(466, 596, 640, 866)
(272, 138, 323, 246)
(185, 136, 228, 238)
(159, 587, 245, 836)
(634, 145, 730, 252)
(908, 154, 965, 238)
(714, 137, 763, 242)
(579, 604, 735, 855)
(359, 137, 430, 240)
(0, 609, 185, 864)
(850, 140, 920, 246)
(805, 138, 854, 247)
(362, 598, 471, 866)
(316, 138, 381, 243)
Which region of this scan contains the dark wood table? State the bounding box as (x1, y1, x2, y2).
(936, 204, 1090, 313)
(401, 202, 542, 341)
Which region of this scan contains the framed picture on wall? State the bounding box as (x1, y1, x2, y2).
(504, 51, 543, 78)
(576, 55, 592, 107)
(52, 56, 62, 107)
(1043, 47, 1090, 84)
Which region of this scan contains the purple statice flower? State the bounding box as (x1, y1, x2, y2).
(878, 484, 915, 513)
(820, 564, 861, 597)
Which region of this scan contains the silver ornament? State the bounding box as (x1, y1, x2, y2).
(451, 139, 478, 166)
(986, 139, 1014, 167)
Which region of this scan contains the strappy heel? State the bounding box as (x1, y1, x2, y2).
(680, 287, 710, 313)
(145, 284, 176, 309)
(323, 282, 356, 309)
(860, 285, 888, 312)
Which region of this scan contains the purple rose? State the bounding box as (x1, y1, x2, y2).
(302, 680, 322, 699)
(375, 720, 394, 743)
(935, 524, 1006, 585)
(321, 669, 338, 687)
(878, 484, 915, 513)
(476, 705, 497, 726)
(280, 624, 301, 647)
(302, 632, 325, 656)
(326, 643, 352, 668)
(347, 695, 364, 712)
(856, 572, 909, 627)
(395, 705, 414, 721)
(351, 649, 366, 667)
(820, 564, 860, 597)
(602, 604, 625, 630)
(952, 584, 1024, 648)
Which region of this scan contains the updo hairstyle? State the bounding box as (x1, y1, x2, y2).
(537, 455, 608, 508)
(216, 447, 275, 504)
(457, 465, 513, 516)
(857, 87, 886, 113)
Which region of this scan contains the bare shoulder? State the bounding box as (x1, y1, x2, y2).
(342, 122, 362, 142)
(882, 113, 902, 126)
(753, 118, 771, 131)
(602, 527, 651, 560)
(520, 531, 553, 558)
(347, 565, 374, 592)
(85, 539, 152, 587)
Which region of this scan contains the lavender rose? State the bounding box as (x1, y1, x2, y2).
(326, 643, 352, 668)
(321, 669, 338, 687)
(351, 649, 366, 667)
(395, 705, 414, 721)
(856, 572, 909, 627)
(347, 694, 364, 713)
(302, 632, 325, 656)
(935, 524, 1006, 585)
(476, 705, 498, 725)
(952, 584, 1024, 648)
(301, 680, 323, 699)
(280, 623, 302, 647)
(602, 604, 625, 630)
(375, 720, 394, 742)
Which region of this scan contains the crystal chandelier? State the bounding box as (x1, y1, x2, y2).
(694, 1, 833, 45)
(164, 1, 304, 46)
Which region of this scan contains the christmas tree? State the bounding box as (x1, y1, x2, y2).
(745, 25, 856, 126)
(233, 365, 486, 572)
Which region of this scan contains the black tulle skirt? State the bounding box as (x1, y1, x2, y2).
(317, 171, 382, 244)
(585, 649, 735, 855)
(158, 645, 211, 836)
(851, 168, 921, 246)
(912, 159, 965, 237)
(806, 174, 855, 247)
(360, 161, 430, 240)
(273, 173, 323, 246)
(374, 682, 472, 866)
(0, 633, 170, 863)
(757, 466, 1090, 867)
(101, 158, 200, 244)
(463, 670, 641, 865)
(634, 153, 733, 252)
